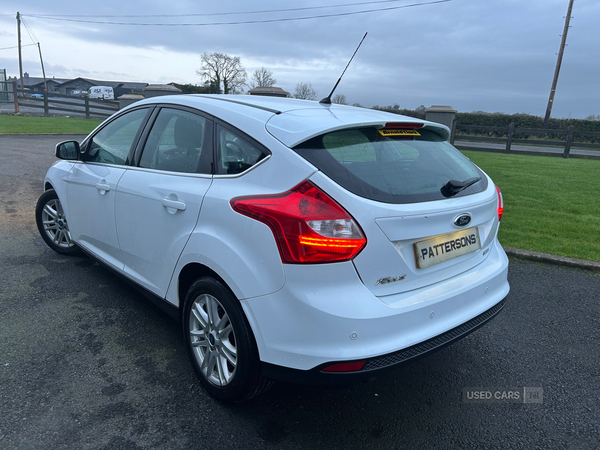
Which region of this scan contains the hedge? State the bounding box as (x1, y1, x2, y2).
(372, 108, 600, 144)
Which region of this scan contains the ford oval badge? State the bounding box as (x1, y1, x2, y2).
(454, 213, 472, 227)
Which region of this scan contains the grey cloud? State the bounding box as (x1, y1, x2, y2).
(1, 0, 598, 117)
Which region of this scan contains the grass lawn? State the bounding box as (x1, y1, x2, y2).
(462, 150, 600, 262)
(0, 115, 102, 135)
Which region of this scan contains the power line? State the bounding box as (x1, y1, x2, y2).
(25, 0, 442, 18)
(0, 43, 37, 51)
(23, 0, 450, 26)
(20, 17, 39, 44)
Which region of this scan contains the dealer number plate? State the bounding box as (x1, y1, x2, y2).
(414, 227, 481, 269)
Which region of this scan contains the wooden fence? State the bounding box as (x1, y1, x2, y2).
(0, 81, 118, 118)
(451, 122, 600, 158)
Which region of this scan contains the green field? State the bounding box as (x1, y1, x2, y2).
(0, 115, 102, 135)
(462, 150, 600, 262)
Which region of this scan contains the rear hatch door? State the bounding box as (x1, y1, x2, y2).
(292, 123, 499, 302)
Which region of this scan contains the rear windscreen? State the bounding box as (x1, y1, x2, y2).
(293, 127, 487, 204)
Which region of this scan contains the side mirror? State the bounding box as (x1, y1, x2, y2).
(55, 141, 80, 160)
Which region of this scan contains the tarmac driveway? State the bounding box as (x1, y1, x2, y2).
(0, 135, 599, 449)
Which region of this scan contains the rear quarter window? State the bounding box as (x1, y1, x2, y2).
(216, 124, 270, 175)
(293, 128, 487, 204)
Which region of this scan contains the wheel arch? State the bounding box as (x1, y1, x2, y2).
(177, 261, 267, 367)
(177, 262, 237, 321)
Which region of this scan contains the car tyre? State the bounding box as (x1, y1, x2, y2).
(35, 189, 82, 256)
(183, 277, 271, 402)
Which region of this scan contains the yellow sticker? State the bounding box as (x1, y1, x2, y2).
(378, 129, 421, 136)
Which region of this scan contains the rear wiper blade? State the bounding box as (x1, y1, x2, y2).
(441, 177, 481, 197)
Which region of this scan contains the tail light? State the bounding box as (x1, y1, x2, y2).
(231, 180, 366, 264)
(496, 185, 504, 221)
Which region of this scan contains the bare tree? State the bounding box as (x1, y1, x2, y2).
(197, 52, 247, 94)
(250, 67, 277, 88)
(332, 94, 348, 105)
(293, 82, 317, 101)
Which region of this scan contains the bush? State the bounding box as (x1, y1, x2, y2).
(372, 106, 426, 120)
(371, 108, 600, 143)
(455, 112, 600, 143)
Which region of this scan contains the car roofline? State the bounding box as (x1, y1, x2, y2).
(200, 95, 283, 115)
(123, 95, 450, 146)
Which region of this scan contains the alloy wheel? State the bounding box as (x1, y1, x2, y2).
(41, 198, 74, 249)
(189, 293, 238, 386)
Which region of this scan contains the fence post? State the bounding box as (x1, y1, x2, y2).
(12, 81, 19, 113)
(450, 118, 457, 145)
(425, 105, 457, 138)
(85, 96, 90, 119)
(563, 125, 574, 158)
(43, 91, 49, 116)
(505, 122, 514, 153)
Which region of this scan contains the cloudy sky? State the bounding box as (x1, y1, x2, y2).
(1, 0, 598, 118)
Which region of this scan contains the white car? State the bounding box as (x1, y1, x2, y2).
(36, 95, 509, 402)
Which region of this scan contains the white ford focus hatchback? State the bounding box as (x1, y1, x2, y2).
(36, 95, 509, 402)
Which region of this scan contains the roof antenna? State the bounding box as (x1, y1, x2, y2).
(319, 32, 368, 105)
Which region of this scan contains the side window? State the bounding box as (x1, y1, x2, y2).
(216, 125, 269, 175)
(84, 108, 148, 165)
(139, 109, 207, 174)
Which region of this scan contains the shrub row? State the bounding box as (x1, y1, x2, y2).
(372, 107, 600, 144)
(455, 112, 600, 134)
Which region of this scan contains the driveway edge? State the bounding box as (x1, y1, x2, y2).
(504, 247, 600, 272)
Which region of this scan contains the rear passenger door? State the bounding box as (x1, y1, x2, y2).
(114, 106, 213, 297)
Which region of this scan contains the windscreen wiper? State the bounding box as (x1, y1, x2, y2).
(441, 177, 481, 197)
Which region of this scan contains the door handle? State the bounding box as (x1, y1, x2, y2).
(95, 182, 110, 194)
(162, 198, 187, 213)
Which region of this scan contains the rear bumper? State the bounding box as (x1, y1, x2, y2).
(261, 298, 506, 385)
(241, 239, 509, 374)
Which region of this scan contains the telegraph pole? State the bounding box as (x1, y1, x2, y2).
(16, 12, 24, 95)
(37, 43, 48, 93)
(542, 0, 575, 129)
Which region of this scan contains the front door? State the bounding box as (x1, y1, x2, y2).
(65, 107, 150, 269)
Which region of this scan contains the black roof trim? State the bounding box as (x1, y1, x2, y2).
(201, 95, 282, 115)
